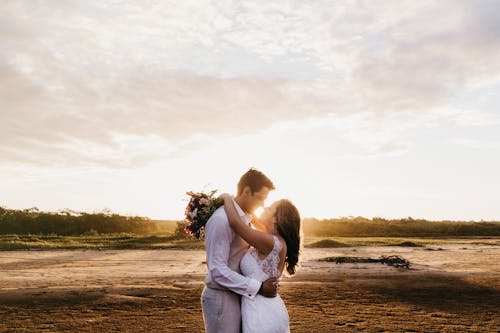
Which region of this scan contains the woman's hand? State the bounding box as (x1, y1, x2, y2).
(218, 193, 233, 201)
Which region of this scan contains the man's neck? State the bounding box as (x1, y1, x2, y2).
(234, 196, 250, 214)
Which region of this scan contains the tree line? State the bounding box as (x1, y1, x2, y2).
(302, 216, 500, 237)
(0, 206, 176, 235)
(1, 206, 499, 237)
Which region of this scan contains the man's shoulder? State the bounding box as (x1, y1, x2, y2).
(206, 206, 228, 226)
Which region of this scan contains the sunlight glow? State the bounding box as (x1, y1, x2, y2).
(254, 207, 264, 218)
(1, 1, 500, 221)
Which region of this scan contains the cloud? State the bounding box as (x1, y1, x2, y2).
(449, 137, 500, 150)
(452, 109, 500, 127)
(349, 1, 500, 113)
(0, 62, 338, 166)
(1, 0, 500, 167)
(371, 142, 410, 156)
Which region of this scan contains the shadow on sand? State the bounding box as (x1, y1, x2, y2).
(356, 272, 500, 313)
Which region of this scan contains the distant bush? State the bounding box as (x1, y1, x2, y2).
(303, 217, 500, 237)
(172, 220, 192, 240)
(308, 239, 349, 248)
(391, 241, 424, 247)
(0, 206, 180, 236)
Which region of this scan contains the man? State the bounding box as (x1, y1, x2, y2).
(202, 168, 278, 333)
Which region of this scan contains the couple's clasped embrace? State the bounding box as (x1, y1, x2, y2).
(201, 168, 301, 333)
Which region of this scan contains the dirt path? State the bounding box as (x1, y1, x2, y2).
(1, 245, 499, 332)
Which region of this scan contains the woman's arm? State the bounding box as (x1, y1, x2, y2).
(222, 194, 274, 256)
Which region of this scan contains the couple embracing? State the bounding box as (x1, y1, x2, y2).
(201, 168, 301, 333)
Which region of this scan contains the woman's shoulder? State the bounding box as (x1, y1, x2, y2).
(272, 235, 287, 254)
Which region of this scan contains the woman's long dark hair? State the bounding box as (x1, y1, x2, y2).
(275, 199, 301, 276)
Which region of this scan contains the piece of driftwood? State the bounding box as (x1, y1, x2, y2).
(319, 255, 411, 269)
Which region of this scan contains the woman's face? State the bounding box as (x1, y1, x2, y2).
(259, 201, 279, 231)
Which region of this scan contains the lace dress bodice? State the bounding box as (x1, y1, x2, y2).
(239, 235, 290, 333)
(240, 235, 283, 282)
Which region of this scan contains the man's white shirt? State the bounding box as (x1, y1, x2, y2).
(204, 200, 261, 299)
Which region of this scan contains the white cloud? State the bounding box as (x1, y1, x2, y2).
(348, 1, 500, 113)
(452, 109, 500, 127)
(1, 0, 500, 167)
(449, 137, 500, 150)
(0, 63, 340, 166)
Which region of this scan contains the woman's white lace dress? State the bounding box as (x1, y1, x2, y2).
(240, 235, 290, 333)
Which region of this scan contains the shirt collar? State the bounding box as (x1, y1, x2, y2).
(233, 199, 252, 222)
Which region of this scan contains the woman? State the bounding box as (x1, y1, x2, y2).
(221, 194, 301, 333)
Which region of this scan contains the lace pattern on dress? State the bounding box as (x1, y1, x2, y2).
(250, 235, 283, 279)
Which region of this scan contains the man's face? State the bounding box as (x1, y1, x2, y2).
(247, 186, 271, 213)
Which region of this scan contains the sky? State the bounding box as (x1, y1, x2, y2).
(1, 0, 500, 221)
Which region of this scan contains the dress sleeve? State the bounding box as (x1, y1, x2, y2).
(272, 235, 283, 255)
(265, 235, 283, 278)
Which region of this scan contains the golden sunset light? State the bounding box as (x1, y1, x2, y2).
(1, 2, 500, 332)
(1, 1, 500, 221)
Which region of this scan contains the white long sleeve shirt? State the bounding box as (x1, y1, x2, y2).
(204, 201, 261, 299)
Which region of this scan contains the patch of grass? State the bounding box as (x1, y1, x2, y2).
(0, 234, 205, 251)
(1, 234, 499, 251)
(306, 239, 350, 248)
(425, 247, 445, 251)
(304, 236, 500, 247)
(389, 241, 424, 247)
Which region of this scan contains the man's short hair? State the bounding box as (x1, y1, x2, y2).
(237, 168, 275, 195)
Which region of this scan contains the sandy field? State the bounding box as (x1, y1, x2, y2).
(1, 242, 499, 332)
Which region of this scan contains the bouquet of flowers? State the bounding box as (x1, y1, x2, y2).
(184, 190, 224, 239)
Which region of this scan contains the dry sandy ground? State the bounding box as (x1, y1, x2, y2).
(1, 243, 499, 332)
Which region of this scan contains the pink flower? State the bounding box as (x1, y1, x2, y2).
(189, 208, 198, 219)
(199, 198, 210, 207)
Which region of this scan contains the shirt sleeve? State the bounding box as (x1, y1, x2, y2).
(205, 213, 262, 299)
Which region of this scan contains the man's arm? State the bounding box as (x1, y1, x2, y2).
(205, 212, 262, 299)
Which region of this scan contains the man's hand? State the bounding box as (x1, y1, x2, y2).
(258, 278, 278, 298)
